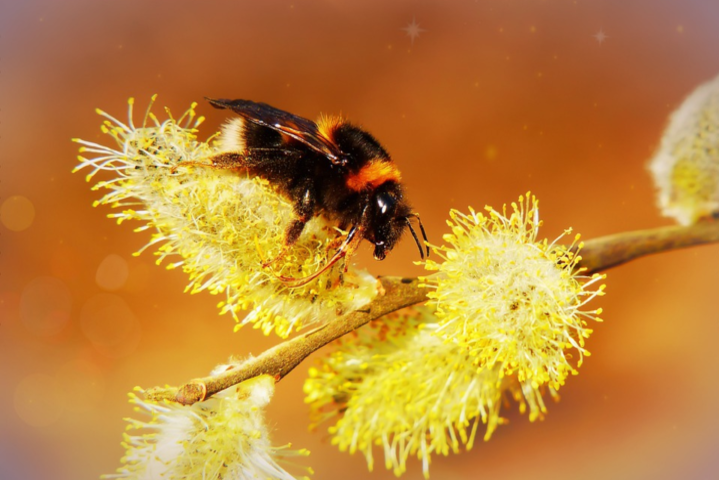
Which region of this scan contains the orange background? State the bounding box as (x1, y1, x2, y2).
(2, 1, 719, 479)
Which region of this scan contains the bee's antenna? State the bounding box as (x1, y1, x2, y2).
(405, 218, 425, 260)
(408, 213, 429, 257)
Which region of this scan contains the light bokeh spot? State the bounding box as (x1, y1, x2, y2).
(1, 195, 35, 231)
(96, 254, 129, 291)
(20, 277, 72, 336)
(14, 373, 64, 427)
(80, 293, 141, 357)
(54, 359, 105, 412)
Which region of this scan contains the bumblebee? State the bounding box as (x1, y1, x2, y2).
(202, 98, 428, 286)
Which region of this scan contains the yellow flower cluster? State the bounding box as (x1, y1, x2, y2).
(73, 97, 378, 337)
(649, 72, 719, 224)
(304, 308, 552, 479)
(106, 374, 309, 480)
(304, 194, 605, 478)
(424, 194, 605, 390)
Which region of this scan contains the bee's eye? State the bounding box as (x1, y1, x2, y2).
(375, 192, 396, 217)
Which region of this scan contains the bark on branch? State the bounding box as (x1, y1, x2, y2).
(146, 221, 719, 405)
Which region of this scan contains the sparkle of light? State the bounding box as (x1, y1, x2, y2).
(594, 28, 608, 44)
(402, 17, 426, 44)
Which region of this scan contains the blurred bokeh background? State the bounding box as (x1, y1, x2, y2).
(2, 1, 719, 479)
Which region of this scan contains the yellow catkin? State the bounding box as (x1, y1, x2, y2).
(106, 373, 309, 480)
(74, 97, 378, 338)
(649, 72, 719, 224)
(304, 308, 556, 479)
(305, 194, 605, 478)
(423, 193, 605, 390)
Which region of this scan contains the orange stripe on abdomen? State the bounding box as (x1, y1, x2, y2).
(346, 160, 402, 191)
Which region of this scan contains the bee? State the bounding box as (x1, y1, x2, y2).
(201, 98, 428, 286)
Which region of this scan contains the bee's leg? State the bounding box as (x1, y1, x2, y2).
(285, 185, 317, 245)
(325, 219, 351, 251)
(325, 233, 345, 253)
(339, 225, 364, 272)
(277, 225, 363, 288)
(262, 184, 317, 268)
(261, 218, 306, 269)
(208, 152, 249, 170)
(173, 149, 298, 174)
(170, 152, 248, 174)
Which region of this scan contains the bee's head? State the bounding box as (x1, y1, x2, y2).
(368, 184, 428, 261)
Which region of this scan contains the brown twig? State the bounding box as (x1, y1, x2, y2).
(146, 276, 427, 404)
(146, 221, 719, 405)
(578, 221, 719, 274)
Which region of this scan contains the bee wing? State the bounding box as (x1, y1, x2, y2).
(206, 98, 345, 165)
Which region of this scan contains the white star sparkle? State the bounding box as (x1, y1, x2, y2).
(593, 28, 608, 45)
(402, 17, 426, 44)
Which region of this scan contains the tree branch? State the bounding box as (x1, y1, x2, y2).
(146, 276, 426, 404)
(146, 220, 719, 405)
(578, 221, 719, 274)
